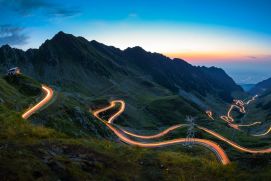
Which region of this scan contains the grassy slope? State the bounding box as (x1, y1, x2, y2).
(0, 75, 270, 180)
(1, 107, 270, 181)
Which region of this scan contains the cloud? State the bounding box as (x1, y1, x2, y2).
(0, 25, 28, 46)
(48, 7, 80, 18)
(0, 0, 79, 17)
(246, 56, 257, 59)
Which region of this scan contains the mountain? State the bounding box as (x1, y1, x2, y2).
(0, 31, 242, 98)
(122, 46, 243, 101)
(0, 32, 269, 180)
(250, 77, 271, 95)
(0, 31, 244, 129)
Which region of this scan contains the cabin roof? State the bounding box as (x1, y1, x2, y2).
(8, 67, 19, 71)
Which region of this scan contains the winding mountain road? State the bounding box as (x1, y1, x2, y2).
(198, 126, 271, 153)
(121, 124, 186, 139)
(92, 99, 271, 165)
(216, 95, 270, 133)
(206, 111, 214, 120)
(253, 126, 271, 136)
(22, 84, 270, 166)
(92, 100, 230, 165)
(22, 85, 54, 119)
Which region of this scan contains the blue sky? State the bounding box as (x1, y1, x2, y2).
(0, 0, 271, 83)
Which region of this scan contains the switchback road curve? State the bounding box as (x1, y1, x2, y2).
(92, 100, 271, 164)
(209, 95, 269, 135)
(92, 100, 230, 165)
(22, 85, 54, 119)
(22, 85, 269, 165)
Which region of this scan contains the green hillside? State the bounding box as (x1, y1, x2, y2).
(0, 75, 270, 180)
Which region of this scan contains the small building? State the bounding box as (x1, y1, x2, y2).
(7, 67, 21, 76)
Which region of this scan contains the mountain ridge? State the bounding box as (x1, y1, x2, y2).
(0, 31, 243, 106)
(250, 77, 271, 95)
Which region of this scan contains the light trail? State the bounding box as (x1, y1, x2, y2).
(22, 85, 54, 119)
(228, 123, 240, 130)
(198, 126, 271, 153)
(219, 96, 263, 131)
(93, 99, 271, 165)
(92, 100, 230, 165)
(93, 100, 186, 139)
(20, 83, 269, 165)
(92, 100, 125, 124)
(253, 126, 271, 136)
(238, 122, 262, 127)
(107, 121, 230, 164)
(220, 104, 245, 123)
(121, 124, 186, 139)
(245, 95, 258, 105)
(233, 100, 245, 107)
(92, 101, 116, 118)
(206, 111, 214, 120)
(225, 121, 262, 131)
(108, 100, 125, 124)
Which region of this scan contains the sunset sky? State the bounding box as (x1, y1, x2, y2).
(0, 0, 271, 83)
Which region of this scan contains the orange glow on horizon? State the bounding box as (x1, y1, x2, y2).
(163, 51, 267, 63)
